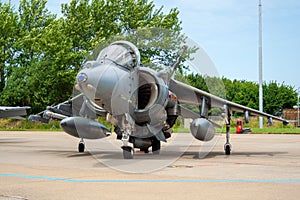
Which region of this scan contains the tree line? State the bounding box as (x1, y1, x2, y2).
(0, 0, 181, 113)
(185, 73, 297, 115)
(0, 0, 297, 115)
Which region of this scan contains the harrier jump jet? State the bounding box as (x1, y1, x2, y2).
(29, 40, 288, 159)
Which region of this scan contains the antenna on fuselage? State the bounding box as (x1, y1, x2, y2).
(169, 45, 188, 80)
(158, 45, 188, 85)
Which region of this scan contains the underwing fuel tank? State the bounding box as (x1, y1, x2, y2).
(60, 117, 109, 139)
(190, 118, 215, 141)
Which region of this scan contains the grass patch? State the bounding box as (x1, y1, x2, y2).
(172, 127, 190, 133)
(173, 116, 300, 134)
(1, 116, 299, 134)
(0, 118, 61, 131)
(215, 127, 300, 134)
(247, 127, 300, 134)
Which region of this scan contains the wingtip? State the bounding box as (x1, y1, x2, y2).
(283, 120, 289, 126)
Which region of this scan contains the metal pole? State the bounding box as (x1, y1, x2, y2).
(258, 0, 263, 128)
(297, 87, 300, 127)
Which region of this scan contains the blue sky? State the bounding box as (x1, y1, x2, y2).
(154, 0, 300, 89)
(4, 0, 300, 89)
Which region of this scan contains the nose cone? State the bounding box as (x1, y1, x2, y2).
(76, 61, 132, 113)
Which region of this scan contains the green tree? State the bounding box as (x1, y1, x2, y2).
(0, 2, 18, 93)
(1, 0, 57, 111)
(232, 80, 259, 110)
(1, 0, 183, 113)
(263, 81, 297, 115)
(185, 74, 226, 98)
(25, 19, 78, 112)
(186, 75, 297, 116)
(185, 73, 208, 92)
(61, 0, 183, 67)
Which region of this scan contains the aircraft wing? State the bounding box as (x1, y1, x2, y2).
(169, 79, 288, 124)
(29, 93, 107, 123)
(0, 106, 30, 118)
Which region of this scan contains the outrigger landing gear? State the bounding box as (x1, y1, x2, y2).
(224, 106, 232, 155)
(78, 138, 85, 153)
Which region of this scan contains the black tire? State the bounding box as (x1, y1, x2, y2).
(141, 148, 149, 154)
(225, 145, 231, 155)
(152, 139, 161, 155)
(123, 147, 133, 159)
(78, 143, 85, 153)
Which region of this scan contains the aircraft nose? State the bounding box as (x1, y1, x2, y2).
(76, 61, 131, 112)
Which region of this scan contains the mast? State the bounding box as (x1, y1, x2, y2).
(258, 0, 263, 128)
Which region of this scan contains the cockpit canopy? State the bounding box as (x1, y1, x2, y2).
(96, 40, 140, 70)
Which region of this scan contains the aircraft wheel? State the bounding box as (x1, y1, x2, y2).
(123, 147, 134, 159)
(225, 144, 231, 155)
(141, 148, 149, 154)
(78, 142, 85, 153)
(152, 139, 161, 155)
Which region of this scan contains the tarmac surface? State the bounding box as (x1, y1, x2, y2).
(0, 131, 300, 200)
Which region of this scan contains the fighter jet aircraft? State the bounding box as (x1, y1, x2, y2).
(0, 106, 30, 118)
(29, 40, 288, 159)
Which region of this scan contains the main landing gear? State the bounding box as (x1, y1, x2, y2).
(122, 146, 134, 159)
(121, 136, 161, 159)
(151, 138, 161, 155)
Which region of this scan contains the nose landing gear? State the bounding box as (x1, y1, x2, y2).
(122, 146, 134, 159)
